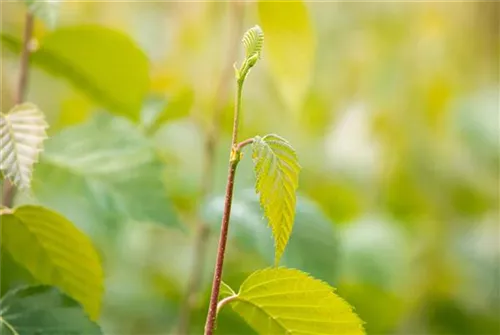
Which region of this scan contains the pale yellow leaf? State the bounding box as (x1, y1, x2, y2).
(226, 267, 365, 335)
(252, 134, 301, 265)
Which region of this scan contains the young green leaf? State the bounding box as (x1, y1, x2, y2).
(0, 103, 48, 189)
(222, 267, 365, 335)
(242, 25, 264, 59)
(252, 134, 301, 265)
(0, 285, 102, 335)
(0, 206, 104, 320)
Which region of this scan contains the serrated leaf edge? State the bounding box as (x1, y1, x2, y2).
(231, 267, 366, 335)
(0, 103, 48, 189)
(252, 134, 301, 265)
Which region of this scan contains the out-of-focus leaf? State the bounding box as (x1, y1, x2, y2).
(0, 246, 36, 296)
(202, 190, 340, 283)
(146, 87, 195, 134)
(23, 0, 60, 28)
(153, 118, 204, 212)
(257, 0, 315, 112)
(0, 103, 48, 189)
(223, 267, 365, 335)
(0, 285, 102, 334)
(454, 217, 500, 311)
(455, 87, 500, 166)
(140, 96, 168, 131)
(1, 206, 104, 320)
(1, 26, 149, 121)
(29, 113, 180, 236)
(338, 216, 409, 290)
(252, 134, 301, 265)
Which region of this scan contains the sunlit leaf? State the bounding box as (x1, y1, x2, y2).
(0, 285, 102, 334)
(0, 103, 48, 189)
(23, 0, 60, 28)
(223, 267, 365, 335)
(257, 0, 315, 112)
(1, 26, 149, 121)
(0, 206, 104, 320)
(252, 134, 301, 265)
(339, 216, 409, 290)
(29, 113, 180, 234)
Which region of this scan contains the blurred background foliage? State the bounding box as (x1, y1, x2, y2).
(1, 1, 499, 335)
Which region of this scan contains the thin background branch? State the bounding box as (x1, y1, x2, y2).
(175, 3, 244, 334)
(2, 11, 35, 208)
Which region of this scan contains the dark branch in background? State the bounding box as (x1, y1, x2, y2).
(175, 3, 244, 334)
(2, 12, 35, 208)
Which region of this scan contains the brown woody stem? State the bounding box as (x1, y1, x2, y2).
(203, 157, 239, 335)
(204, 80, 250, 334)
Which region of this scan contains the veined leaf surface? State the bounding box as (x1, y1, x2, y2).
(0, 285, 102, 335)
(242, 25, 264, 59)
(0, 206, 104, 320)
(0, 103, 48, 189)
(223, 267, 365, 335)
(252, 134, 301, 264)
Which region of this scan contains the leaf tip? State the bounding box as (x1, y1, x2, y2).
(242, 25, 264, 59)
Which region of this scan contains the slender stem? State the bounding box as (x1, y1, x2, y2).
(216, 295, 238, 314)
(204, 78, 245, 335)
(175, 4, 244, 334)
(204, 158, 239, 335)
(1, 12, 34, 208)
(231, 83, 243, 146)
(235, 138, 254, 152)
(16, 13, 34, 104)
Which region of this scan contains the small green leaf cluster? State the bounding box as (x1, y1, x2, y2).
(235, 25, 264, 84)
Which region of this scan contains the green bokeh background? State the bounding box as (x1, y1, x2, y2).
(1, 1, 499, 334)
